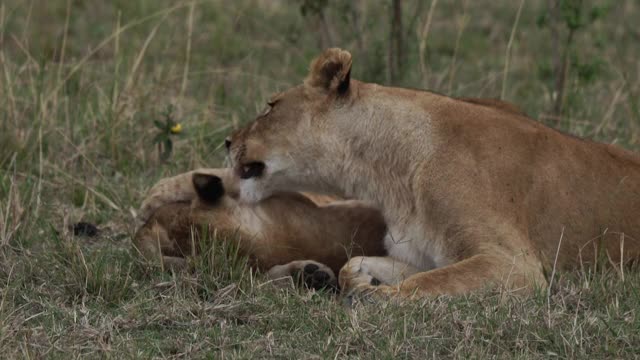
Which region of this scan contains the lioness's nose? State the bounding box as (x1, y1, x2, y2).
(239, 162, 265, 179)
(224, 137, 231, 152)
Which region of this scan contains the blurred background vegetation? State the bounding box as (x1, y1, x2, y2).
(1, 1, 640, 356)
(2, 0, 638, 180)
(2, 0, 638, 222)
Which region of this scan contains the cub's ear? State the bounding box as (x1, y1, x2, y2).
(192, 173, 225, 204)
(305, 48, 352, 94)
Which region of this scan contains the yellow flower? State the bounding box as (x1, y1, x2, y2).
(170, 123, 183, 134)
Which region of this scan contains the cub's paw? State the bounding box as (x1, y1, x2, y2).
(267, 260, 337, 291)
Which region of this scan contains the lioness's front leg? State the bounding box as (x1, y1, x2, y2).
(340, 252, 546, 299)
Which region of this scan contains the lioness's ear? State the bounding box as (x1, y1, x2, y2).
(192, 173, 225, 204)
(305, 48, 352, 94)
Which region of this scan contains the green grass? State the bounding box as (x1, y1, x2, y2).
(1, 0, 639, 357)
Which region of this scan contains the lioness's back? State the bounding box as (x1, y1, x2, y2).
(429, 96, 640, 268)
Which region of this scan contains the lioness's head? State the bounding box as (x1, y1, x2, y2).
(227, 48, 354, 203)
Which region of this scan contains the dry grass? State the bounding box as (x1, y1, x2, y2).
(1, 0, 639, 357)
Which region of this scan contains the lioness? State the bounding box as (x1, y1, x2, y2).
(134, 169, 387, 289)
(218, 48, 640, 298)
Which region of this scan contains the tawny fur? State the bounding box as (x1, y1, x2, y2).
(221, 48, 640, 298)
(134, 169, 386, 276)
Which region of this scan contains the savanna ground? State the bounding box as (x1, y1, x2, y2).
(1, 0, 639, 358)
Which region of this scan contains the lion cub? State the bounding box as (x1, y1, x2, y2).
(134, 169, 387, 289)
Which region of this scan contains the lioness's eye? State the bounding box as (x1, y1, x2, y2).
(260, 105, 272, 117)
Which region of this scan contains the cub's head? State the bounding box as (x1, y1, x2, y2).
(191, 172, 226, 205)
(134, 170, 243, 265)
(227, 48, 354, 203)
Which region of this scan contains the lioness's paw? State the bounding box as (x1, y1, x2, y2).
(339, 256, 386, 294)
(267, 260, 337, 291)
(338, 257, 408, 303)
